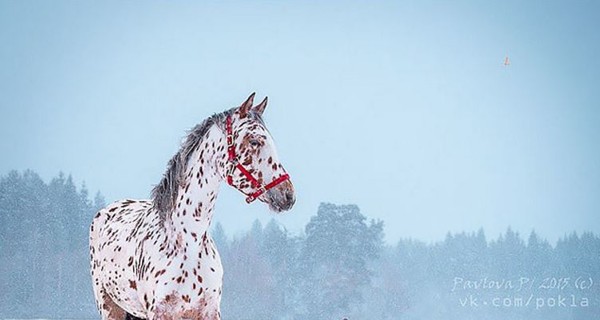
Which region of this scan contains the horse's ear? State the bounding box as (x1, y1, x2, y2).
(253, 96, 268, 116)
(239, 92, 255, 118)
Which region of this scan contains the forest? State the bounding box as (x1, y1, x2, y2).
(0, 170, 598, 320)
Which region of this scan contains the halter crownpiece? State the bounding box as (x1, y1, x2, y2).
(225, 115, 290, 203)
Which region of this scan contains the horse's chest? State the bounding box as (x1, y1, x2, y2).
(138, 241, 224, 313)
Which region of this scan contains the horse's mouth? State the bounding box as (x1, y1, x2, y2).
(265, 189, 295, 213)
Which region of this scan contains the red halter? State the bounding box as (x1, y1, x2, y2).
(225, 115, 290, 203)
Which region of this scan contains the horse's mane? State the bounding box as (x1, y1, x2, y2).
(152, 109, 233, 220)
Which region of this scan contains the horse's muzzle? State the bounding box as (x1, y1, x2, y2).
(266, 180, 295, 212)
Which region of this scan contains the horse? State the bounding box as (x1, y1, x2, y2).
(89, 93, 296, 320)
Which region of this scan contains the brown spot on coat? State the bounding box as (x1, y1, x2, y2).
(102, 292, 126, 319)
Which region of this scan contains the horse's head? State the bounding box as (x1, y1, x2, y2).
(220, 93, 295, 212)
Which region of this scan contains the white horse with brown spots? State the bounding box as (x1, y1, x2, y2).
(89, 93, 295, 320)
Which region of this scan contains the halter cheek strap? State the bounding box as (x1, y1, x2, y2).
(225, 115, 290, 203)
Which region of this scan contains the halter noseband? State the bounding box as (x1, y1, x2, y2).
(225, 115, 290, 203)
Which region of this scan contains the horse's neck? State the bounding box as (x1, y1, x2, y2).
(164, 125, 225, 246)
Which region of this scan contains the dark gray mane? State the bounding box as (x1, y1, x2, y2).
(151, 109, 233, 220)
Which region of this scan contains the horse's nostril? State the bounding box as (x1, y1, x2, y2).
(285, 192, 296, 208)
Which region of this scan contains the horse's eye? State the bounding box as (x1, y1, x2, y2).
(249, 139, 260, 148)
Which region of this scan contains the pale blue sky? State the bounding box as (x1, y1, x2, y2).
(1, 1, 599, 243)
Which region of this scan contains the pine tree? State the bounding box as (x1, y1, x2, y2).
(212, 222, 229, 257)
(299, 203, 384, 320)
(93, 191, 106, 212)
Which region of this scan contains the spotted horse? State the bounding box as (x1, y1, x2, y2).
(89, 93, 296, 320)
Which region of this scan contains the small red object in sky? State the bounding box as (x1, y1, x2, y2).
(504, 56, 510, 66)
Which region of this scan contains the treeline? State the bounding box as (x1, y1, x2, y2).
(215, 202, 384, 320)
(215, 213, 600, 320)
(0, 170, 105, 318)
(0, 170, 599, 319)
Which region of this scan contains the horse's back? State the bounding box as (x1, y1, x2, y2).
(90, 199, 155, 248)
(90, 198, 159, 270)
